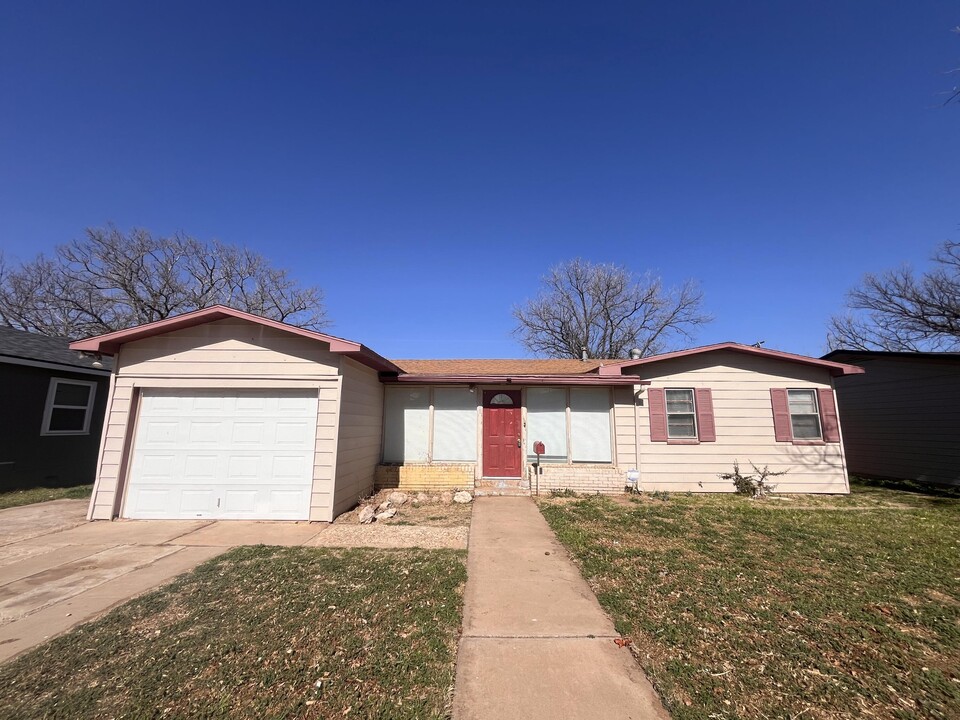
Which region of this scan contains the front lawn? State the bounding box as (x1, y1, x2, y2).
(539, 490, 960, 720)
(0, 484, 92, 510)
(0, 546, 466, 720)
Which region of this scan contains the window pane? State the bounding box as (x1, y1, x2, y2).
(665, 389, 694, 414)
(48, 408, 87, 432)
(433, 388, 477, 462)
(787, 389, 817, 415)
(667, 415, 697, 438)
(570, 387, 612, 462)
(54, 382, 92, 407)
(382, 387, 429, 462)
(489, 393, 514, 406)
(791, 414, 822, 439)
(526, 388, 567, 462)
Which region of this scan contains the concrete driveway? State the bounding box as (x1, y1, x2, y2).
(0, 499, 328, 663)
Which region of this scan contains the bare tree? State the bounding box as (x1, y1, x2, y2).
(827, 240, 960, 351)
(0, 226, 329, 339)
(512, 259, 711, 359)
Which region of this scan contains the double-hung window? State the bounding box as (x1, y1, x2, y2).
(787, 389, 822, 440)
(41, 378, 97, 435)
(665, 388, 697, 439)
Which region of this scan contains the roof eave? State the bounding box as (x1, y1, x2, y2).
(385, 374, 649, 386)
(600, 343, 865, 377)
(67, 305, 403, 374)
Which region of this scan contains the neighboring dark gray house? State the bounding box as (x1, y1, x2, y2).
(0, 326, 111, 490)
(823, 350, 960, 487)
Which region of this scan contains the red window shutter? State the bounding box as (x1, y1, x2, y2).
(648, 387, 667, 442)
(695, 388, 716, 442)
(818, 388, 841, 443)
(770, 388, 792, 442)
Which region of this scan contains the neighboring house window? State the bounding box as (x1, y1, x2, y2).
(665, 389, 697, 438)
(41, 378, 97, 435)
(648, 387, 717, 443)
(787, 389, 822, 440)
(770, 388, 841, 443)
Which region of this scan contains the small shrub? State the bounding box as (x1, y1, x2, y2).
(550, 488, 578, 498)
(650, 490, 671, 501)
(720, 460, 787, 499)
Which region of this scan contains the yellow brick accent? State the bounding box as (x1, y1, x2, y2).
(531, 465, 627, 495)
(374, 464, 474, 492)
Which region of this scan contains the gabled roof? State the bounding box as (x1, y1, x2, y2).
(598, 342, 864, 377)
(68, 305, 401, 374)
(393, 359, 607, 376)
(0, 325, 111, 374)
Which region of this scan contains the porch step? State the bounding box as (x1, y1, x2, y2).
(474, 479, 531, 497)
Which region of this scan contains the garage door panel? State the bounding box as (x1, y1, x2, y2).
(124, 390, 318, 520)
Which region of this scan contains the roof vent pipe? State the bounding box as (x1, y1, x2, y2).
(581, 346, 588, 361)
(629, 348, 642, 360)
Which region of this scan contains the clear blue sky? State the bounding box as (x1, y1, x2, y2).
(1, 1, 957, 359)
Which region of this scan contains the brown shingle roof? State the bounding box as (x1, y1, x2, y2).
(392, 359, 607, 376)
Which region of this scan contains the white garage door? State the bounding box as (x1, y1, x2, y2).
(124, 389, 319, 520)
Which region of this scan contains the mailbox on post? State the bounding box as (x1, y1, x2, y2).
(532, 441, 545, 496)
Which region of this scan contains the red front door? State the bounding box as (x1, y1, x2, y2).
(482, 390, 522, 478)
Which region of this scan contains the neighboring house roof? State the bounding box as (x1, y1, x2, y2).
(393, 359, 607, 375)
(597, 342, 864, 377)
(0, 325, 111, 375)
(68, 305, 401, 374)
(823, 349, 960, 363)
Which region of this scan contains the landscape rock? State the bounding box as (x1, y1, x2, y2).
(440, 491, 454, 504)
(375, 508, 397, 521)
(453, 490, 473, 504)
(414, 492, 430, 505)
(431, 495, 441, 503)
(358, 506, 376, 524)
(376, 501, 391, 513)
(387, 491, 409, 506)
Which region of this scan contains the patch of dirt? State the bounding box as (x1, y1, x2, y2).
(312, 525, 468, 550)
(333, 489, 473, 528)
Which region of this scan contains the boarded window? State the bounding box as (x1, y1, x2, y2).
(570, 387, 612, 462)
(788, 389, 822, 440)
(526, 387, 567, 462)
(433, 388, 478, 461)
(382, 387, 430, 462)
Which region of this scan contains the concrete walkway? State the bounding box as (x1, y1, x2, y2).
(453, 497, 669, 720)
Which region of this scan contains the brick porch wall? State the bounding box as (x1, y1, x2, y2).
(374, 463, 475, 492)
(529, 464, 628, 495)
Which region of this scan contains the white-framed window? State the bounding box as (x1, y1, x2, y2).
(787, 389, 822, 440)
(433, 387, 479, 462)
(41, 378, 97, 435)
(665, 388, 697, 439)
(570, 387, 612, 462)
(382, 386, 479, 463)
(526, 387, 613, 464)
(526, 388, 568, 463)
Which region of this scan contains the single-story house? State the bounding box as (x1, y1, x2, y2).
(822, 350, 960, 487)
(70, 306, 864, 522)
(0, 326, 112, 490)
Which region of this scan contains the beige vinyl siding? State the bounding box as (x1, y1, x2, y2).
(87, 318, 343, 521)
(623, 351, 849, 493)
(331, 358, 384, 518)
(612, 385, 638, 470)
(832, 356, 960, 486)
